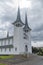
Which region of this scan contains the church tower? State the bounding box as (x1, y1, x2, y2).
(12, 7, 24, 54)
(12, 7, 32, 54)
(23, 12, 32, 53)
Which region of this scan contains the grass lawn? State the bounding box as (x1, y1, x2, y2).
(0, 63, 6, 65)
(0, 55, 14, 59)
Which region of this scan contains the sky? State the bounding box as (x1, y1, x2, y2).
(0, 0, 43, 46)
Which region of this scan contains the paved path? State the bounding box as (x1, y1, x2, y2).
(15, 55, 43, 65)
(0, 55, 43, 65)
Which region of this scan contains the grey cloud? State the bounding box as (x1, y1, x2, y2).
(28, 0, 43, 41)
(33, 24, 43, 32)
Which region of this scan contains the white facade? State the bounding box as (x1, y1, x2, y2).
(0, 7, 32, 55)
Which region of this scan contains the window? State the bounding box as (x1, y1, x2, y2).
(16, 24, 20, 27)
(24, 30, 28, 32)
(1, 48, 2, 52)
(23, 37, 27, 39)
(15, 23, 22, 27)
(1, 41, 3, 46)
(9, 48, 11, 52)
(8, 39, 10, 45)
(15, 48, 17, 51)
(12, 39, 13, 44)
(5, 48, 6, 51)
(5, 40, 6, 45)
(23, 33, 28, 39)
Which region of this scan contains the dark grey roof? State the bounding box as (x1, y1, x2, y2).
(23, 12, 31, 31)
(0, 36, 13, 40)
(12, 7, 24, 26)
(0, 44, 13, 48)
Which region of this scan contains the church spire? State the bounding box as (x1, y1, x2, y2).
(12, 7, 24, 27)
(25, 12, 29, 28)
(17, 7, 21, 21)
(23, 12, 31, 32)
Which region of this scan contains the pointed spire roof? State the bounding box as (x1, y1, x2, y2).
(17, 7, 21, 21)
(25, 12, 29, 28)
(12, 7, 24, 27)
(23, 12, 31, 32)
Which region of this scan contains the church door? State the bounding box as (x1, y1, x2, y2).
(25, 45, 28, 53)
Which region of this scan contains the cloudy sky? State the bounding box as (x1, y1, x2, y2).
(0, 0, 43, 43)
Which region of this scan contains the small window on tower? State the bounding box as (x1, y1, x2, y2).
(23, 37, 27, 39)
(23, 33, 28, 39)
(18, 24, 20, 26)
(24, 30, 28, 32)
(16, 23, 21, 27)
(16, 24, 19, 27)
(16, 23, 22, 27)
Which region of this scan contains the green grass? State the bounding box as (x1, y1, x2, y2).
(0, 55, 14, 59)
(0, 63, 6, 65)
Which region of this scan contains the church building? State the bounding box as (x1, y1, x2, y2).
(0, 7, 32, 55)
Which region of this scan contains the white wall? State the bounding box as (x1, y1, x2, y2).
(13, 26, 21, 54)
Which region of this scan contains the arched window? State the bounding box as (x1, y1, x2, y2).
(9, 48, 11, 52)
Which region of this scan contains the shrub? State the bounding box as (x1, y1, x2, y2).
(32, 47, 39, 53)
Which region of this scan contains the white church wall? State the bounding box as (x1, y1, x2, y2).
(22, 31, 32, 54)
(18, 27, 25, 54)
(27, 31, 32, 53)
(13, 25, 32, 54)
(13, 26, 21, 54)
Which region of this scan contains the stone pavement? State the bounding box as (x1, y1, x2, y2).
(0, 54, 43, 65)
